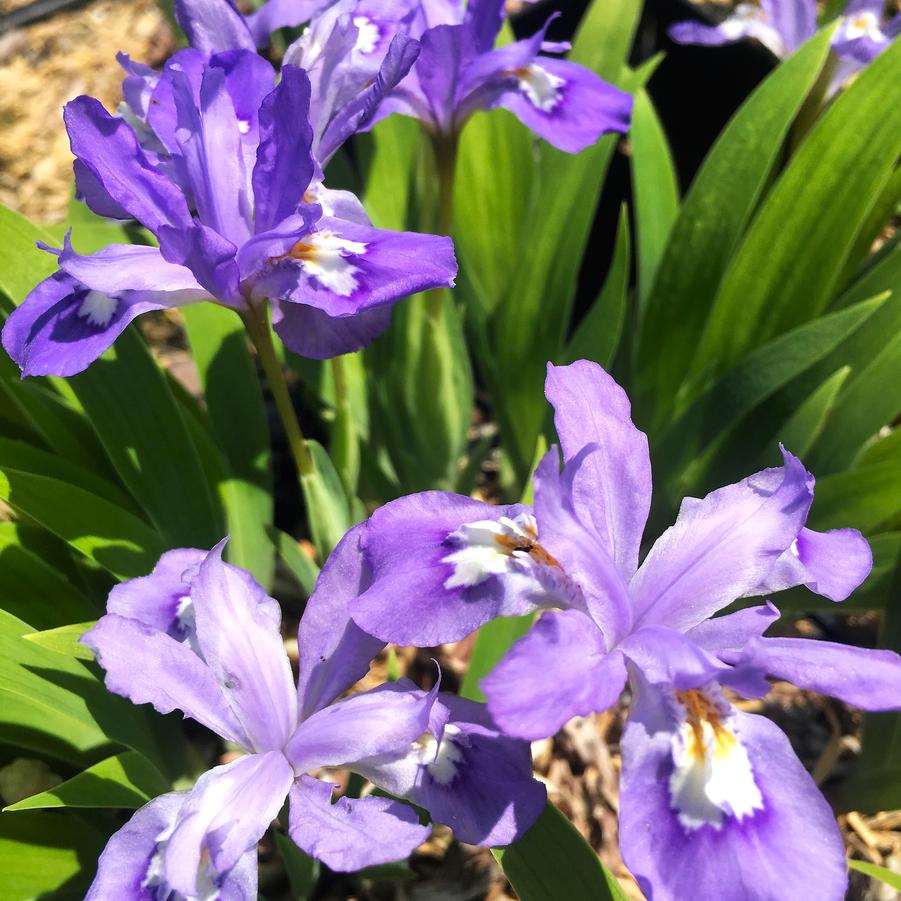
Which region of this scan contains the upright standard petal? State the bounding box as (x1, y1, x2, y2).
(482, 609, 627, 740)
(86, 792, 258, 901)
(728, 636, 901, 711)
(190, 541, 297, 752)
(174, 0, 257, 53)
(762, 0, 817, 52)
(286, 681, 436, 773)
(296, 524, 385, 720)
(164, 752, 294, 898)
(495, 56, 632, 153)
(629, 448, 813, 634)
(245, 0, 335, 46)
(544, 361, 651, 579)
(64, 96, 192, 233)
(619, 675, 847, 901)
(81, 614, 249, 747)
(354, 492, 546, 645)
(252, 66, 315, 235)
(288, 775, 429, 872)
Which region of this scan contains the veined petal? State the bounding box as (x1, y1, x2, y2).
(237, 206, 320, 283)
(272, 298, 393, 359)
(64, 96, 192, 232)
(86, 792, 258, 901)
(296, 524, 385, 720)
(685, 602, 780, 653)
(727, 636, 901, 711)
(620, 673, 847, 901)
(252, 65, 315, 235)
(353, 492, 547, 645)
(286, 680, 436, 773)
(494, 57, 632, 153)
(245, 0, 335, 46)
(619, 626, 732, 691)
(762, 0, 816, 52)
(81, 614, 249, 747)
(463, 0, 505, 52)
(630, 448, 814, 633)
(174, 0, 257, 53)
(544, 361, 651, 579)
(165, 752, 293, 897)
(190, 541, 297, 752)
(2, 270, 180, 379)
(158, 223, 242, 306)
(483, 610, 627, 740)
(288, 775, 429, 872)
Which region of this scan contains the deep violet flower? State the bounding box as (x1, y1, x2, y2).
(82, 530, 544, 897)
(2, 53, 455, 377)
(351, 358, 901, 899)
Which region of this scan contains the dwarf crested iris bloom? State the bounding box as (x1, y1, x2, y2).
(82, 530, 544, 897)
(2, 51, 455, 377)
(670, 0, 900, 84)
(351, 359, 901, 900)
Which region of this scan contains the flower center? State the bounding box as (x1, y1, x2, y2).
(508, 64, 566, 112)
(441, 512, 559, 589)
(668, 689, 763, 831)
(843, 10, 883, 40)
(285, 231, 367, 296)
(419, 724, 464, 785)
(77, 290, 118, 328)
(353, 15, 381, 54)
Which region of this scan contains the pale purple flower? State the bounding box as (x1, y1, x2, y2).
(352, 359, 901, 900)
(2, 53, 455, 377)
(82, 529, 544, 896)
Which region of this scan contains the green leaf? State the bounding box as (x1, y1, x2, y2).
(363, 117, 419, 230)
(66, 327, 223, 549)
(635, 28, 835, 420)
(268, 526, 320, 599)
(329, 355, 362, 496)
(492, 802, 627, 901)
(807, 459, 901, 533)
(302, 439, 354, 561)
(848, 859, 901, 890)
(564, 206, 631, 367)
(5, 751, 170, 811)
(274, 830, 320, 899)
(23, 622, 96, 660)
(689, 36, 901, 390)
(0, 467, 166, 580)
(182, 303, 274, 586)
(458, 616, 533, 703)
(0, 810, 105, 900)
(630, 89, 679, 308)
(0, 204, 59, 307)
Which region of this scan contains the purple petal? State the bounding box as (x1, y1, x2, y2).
(64, 96, 191, 232)
(286, 680, 437, 773)
(73, 159, 132, 220)
(288, 775, 429, 872)
(2, 271, 170, 378)
(483, 610, 627, 740)
(618, 626, 732, 691)
(245, 0, 334, 46)
(630, 448, 814, 633)
(728, 636, 901, 711)
(533, 446, 633, 643)
(271, 298, 393, 359)
(619, 677, 847, 901)
(762, 0, 816, 52)
(107, 547, 206, 635)
(414, 24, 470, 132)
(212, 49, 279, 151)
(495, 57, 632, 153)
(252, 66, 315, 235)
(544, 361, 651, 579)
(81, 614, 249, 746)
(297, 524, 385, 720)
(190, 541, 297, 752)
(668, 20, 743, 48)
(463, 0, 504, 52)
(158, 223, 242, 306)
(778, 527, 873, 602)
(353, 492, 544, 645)
(174, 0, 256, 53)
(165, 752, 293, 897)
(685, 602, 779, 653)
(238, 206, 320, 283)
(262, 217, 456, 316)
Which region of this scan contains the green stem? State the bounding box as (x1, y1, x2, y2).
(330, 353, 359, 495)
(242, 305, 314, 479)
(426, 130, 460, 320)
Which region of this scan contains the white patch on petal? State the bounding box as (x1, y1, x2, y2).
(668, 689, 763, 831)
(515, 63, 565, 112)
(838, 10, 884, 42)
(442, 512, 542, 589)
(288, 231, 367, 296)
(420, 724, 465, 786)
(725, 4, 786, 56)
(353, 15, 381, 54)
(175, 594, 196, 634)
(77, 291, 118, 327)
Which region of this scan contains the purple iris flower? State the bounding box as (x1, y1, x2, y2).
(82, 528, 545, 897)
(351, 359, 901, 899)
(670, 0, 900, 75)
(2, 51, 455, 377)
